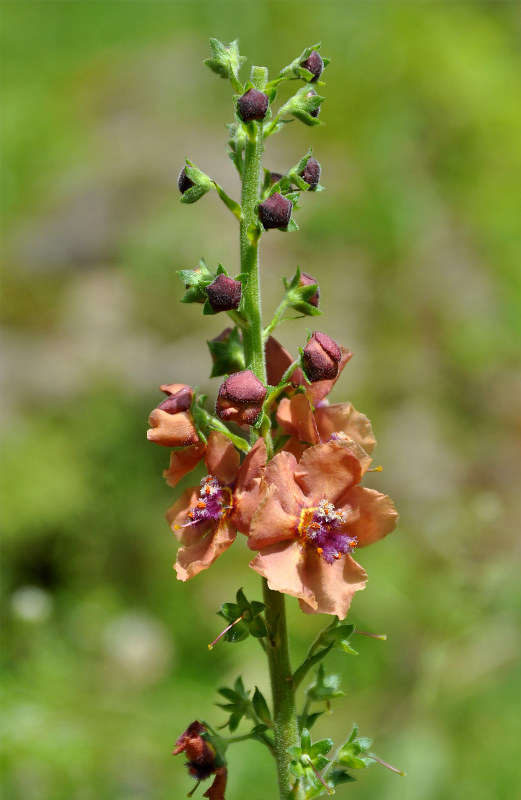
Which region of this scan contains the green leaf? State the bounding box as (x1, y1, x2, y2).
(252, 687, 272, 726)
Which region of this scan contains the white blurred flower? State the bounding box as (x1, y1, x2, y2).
(10, 586, 53, 622)
(102, 611, 173, 685)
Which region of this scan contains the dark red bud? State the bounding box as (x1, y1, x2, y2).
(237, 88, 269, 122)
(177, 167, 194, 194)
(300, 271, 320, 308)
(157, 385, 193, 414)
(258, 193, 292, 230)
(303, 332, 342, 382)
(269, 171, 284, 184)
(306, 90, 321, 118)
(216, 370, 267, 426)
(300, 157, 321, 190)
(300, 50, 324, 82)
(206, 274, 242, 312)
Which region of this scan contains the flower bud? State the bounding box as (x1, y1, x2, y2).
(147, 384, 199, 447)
(300, 156, 321, 190)
(306, 89, 321, 118)
(157, 384, 193, 413)
(269, 171, 284, 184)
(206, 273, 242, 312)
(237, 88, 269, 122)
(258, 192, 292, 230)
(299, 271, 320, 308)
(177, 167, 194, 194)
(216, 370, 267, 426)
(302, 332, 342, 382)
(300, 50, 324, 82)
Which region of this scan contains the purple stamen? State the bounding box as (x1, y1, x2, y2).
(184, 476, 233, 528)
(299, 498, 357, 564)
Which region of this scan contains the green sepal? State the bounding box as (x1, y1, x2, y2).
(335, 724, 375, 770)
(328, 769, 356, 786)
(180, 159, 213, 203)
(280, 218, 299, 233)
(204, 38, 246, 90)
(289, 728, 334, 797)
(275, 42, 326, 83)
(306, 663, 345, 703)
(207, 327, 245, 378)
(252, 687, 272, 726)
(251, 65, 268, 91)
(216, 588, 267, 644)
(177, 258, 214, 303)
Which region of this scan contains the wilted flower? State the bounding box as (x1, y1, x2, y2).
(248, 440, 397, 618)
(167, 432, 266, 580)
(173, 720, 227, 800)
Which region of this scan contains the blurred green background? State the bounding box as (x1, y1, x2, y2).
(2, 2, 520, 798)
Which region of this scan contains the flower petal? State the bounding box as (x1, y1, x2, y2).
(277, 394, 319, 445)
(163, 443, 206, 488)
(147, 409, 199, 447)
(205, 431, 240, 485)
(265, 337, 305, 387)
(174, 519, 236, 581)
(165, 487, 201, 544)
(298, 553, 368, 619)
(232, 438, 267, 533)
(247, 484, 299, 548)
(294, 442, 362, 505)
(341, 487, 398, 547)
(314, 402, 376, 454)
(249, 541, 317, 608)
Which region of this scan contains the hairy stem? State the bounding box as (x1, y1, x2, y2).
(239, 117, 301, 799)
(263, 580, 303, 800)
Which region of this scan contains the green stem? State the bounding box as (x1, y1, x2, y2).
(240, 121, 266, 388)
(239, 117, 301, 798)
(263, 580, 304, 800)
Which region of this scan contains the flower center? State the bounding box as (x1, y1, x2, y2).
(184, 475, 233, 527)
(298, 498, 357, 564)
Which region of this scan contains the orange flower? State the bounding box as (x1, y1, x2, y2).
(248, 440, 397, 619)
(167, 432, 266, 581)
(276, 393, 376, 461)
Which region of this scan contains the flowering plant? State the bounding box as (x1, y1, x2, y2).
(147, 39, 403, 799)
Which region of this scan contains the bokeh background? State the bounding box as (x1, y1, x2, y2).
(2, 2, 520, 798)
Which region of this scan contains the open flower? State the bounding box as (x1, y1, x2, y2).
(167, 432, 266, 581)
(265, 336, 352, 406)
(276, 393, 376, 461)
(248, 440, 397, 618)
